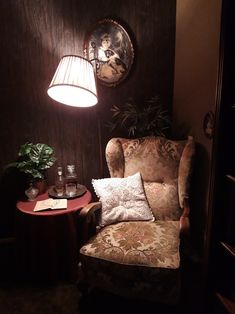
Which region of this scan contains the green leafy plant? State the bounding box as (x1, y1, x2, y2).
(108, 96, 171, 138)
(8, 142, 56, 181)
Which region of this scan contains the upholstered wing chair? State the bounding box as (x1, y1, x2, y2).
(79, 136, 195, 304)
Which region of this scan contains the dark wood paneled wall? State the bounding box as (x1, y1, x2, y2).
(0, 0, 176, 235)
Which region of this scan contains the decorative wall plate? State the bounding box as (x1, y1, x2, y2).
(84, 19, 134, 87)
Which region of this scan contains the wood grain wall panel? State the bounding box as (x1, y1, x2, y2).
(0, 0, 175, 235)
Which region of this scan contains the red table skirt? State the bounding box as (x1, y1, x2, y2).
(16, 190, 91, 283)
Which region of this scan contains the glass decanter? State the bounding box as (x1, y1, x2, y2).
(55, 166, 65, 196)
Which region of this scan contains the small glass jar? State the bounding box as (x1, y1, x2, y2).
(25, 183, 39, 201)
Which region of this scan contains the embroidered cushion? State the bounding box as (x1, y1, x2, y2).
(92, 172, 154, 226)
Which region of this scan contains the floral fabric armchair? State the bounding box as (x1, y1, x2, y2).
(79, 136, 195, 304)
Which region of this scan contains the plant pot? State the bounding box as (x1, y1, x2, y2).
(34, 179, 47, 195)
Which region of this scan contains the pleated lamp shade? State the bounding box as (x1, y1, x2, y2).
(47, 55, 98, 107)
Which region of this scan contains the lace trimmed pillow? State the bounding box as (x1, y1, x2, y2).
(92, 172, 154, 226)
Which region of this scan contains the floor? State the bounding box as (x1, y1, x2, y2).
(0, 241, 211, 314)
(0, 280, 205, 314)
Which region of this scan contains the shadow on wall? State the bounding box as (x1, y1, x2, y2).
(0, 167, 28, 238)
(167, 120, 210, 260)
(190, 141, 210, 259)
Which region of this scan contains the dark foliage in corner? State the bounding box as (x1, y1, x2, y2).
(108, 96, 171, 138)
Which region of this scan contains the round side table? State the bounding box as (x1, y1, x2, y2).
(16, 189, 92, 283)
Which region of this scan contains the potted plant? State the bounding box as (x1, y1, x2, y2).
(108, 95, 171, 138)
(8, 142, 56, 194)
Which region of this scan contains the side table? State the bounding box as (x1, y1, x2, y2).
(16, 188, 91, 283)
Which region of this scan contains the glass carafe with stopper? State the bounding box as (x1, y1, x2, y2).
(65, 164, 78, 197)
(55, 166, 65, 196)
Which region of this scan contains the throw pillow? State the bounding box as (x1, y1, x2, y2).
(92, 172, 154, 226)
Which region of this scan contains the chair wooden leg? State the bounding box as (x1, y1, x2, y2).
(77, 261, 93, 298)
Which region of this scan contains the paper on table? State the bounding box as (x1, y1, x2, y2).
(33, 198, 67, 212)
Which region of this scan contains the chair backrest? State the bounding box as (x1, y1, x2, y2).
(105, 136, 195, 220)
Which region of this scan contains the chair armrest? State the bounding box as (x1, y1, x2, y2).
(180, 197, 190, 236)
(79, 201, 102, 221)
(78, 202, 102, 246)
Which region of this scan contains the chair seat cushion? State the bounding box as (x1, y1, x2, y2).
(80, 220, 180, 269)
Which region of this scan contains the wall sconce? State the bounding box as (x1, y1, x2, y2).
(47, 55, 98, 107)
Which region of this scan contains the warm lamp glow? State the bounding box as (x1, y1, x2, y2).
(47, 55, 98, 107)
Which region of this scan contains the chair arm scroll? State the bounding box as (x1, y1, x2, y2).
(79, 202, 102, 221)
